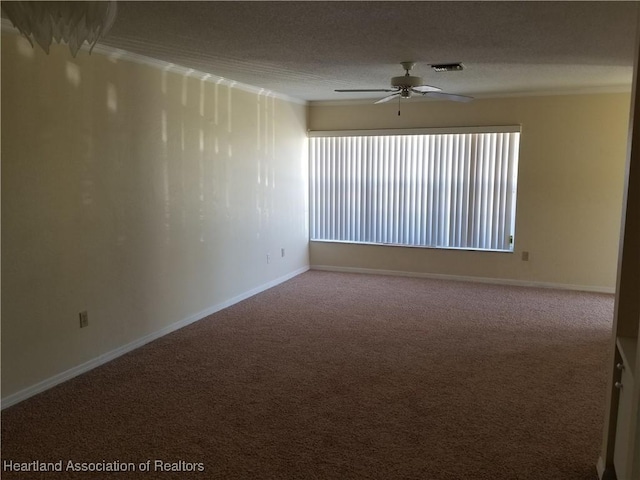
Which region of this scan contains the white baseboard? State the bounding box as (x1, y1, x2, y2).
(1, 266, 309, 410)
(596, 456, 606, 479)
(310, 265, 615, 294)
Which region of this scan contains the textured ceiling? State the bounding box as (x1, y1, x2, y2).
(24, 2, 640, 102)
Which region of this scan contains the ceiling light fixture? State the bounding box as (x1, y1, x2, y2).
(1, 1, 117, 57)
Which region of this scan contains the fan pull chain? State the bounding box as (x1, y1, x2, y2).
(398, 95, 401, 116)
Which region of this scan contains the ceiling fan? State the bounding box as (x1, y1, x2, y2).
(335, 61, 473, 106)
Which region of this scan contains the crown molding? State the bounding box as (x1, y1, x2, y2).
(1, 20, 307, 106)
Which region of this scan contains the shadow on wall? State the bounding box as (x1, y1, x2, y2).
(1, 28, 310, 403)
(4, 32, 286, 333)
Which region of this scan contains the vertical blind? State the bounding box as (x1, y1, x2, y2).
(309, 129, 520, 251)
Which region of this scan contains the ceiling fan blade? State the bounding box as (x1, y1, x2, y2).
(412, 85, 442, 93)
(374, 92, 401, 104)
(416, 91, 474, 103)
(335, 89, 398, 93)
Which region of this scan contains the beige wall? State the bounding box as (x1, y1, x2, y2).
(308, 93, 630, 290)
(1, 32, 309, 400)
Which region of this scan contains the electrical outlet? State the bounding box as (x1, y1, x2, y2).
(522, 251, 530, 261)
(79, 310, 89, 328)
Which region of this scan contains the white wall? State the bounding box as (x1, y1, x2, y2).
(308, 93, 631, 291)
(1, 32, 309, 402)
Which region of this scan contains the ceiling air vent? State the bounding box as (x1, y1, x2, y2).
(430, 63, 464, 72)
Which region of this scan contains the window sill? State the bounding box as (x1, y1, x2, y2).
(310, 239, 514, 254)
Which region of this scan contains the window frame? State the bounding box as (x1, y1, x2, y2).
(308, 126, 522, 253)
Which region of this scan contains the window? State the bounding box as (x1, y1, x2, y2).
(309, 127, 520, 251)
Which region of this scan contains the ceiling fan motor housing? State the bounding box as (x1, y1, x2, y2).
(391, 75, 424, 88)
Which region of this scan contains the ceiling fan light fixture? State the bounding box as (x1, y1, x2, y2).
(431, 63, 464, 72)
(335, 62, 473, 109)
(391, 75, 424, 88)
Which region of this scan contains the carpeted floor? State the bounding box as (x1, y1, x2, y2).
(1, 271, 614, 479)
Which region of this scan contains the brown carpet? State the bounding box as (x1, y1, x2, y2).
(1, 271, 614, 479)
